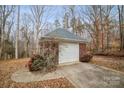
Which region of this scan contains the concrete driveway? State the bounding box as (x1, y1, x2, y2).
(11, 62, 124, 88)
(58, 63, 124, 88)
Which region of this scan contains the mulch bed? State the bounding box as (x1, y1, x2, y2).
(0, 58, 74, 88)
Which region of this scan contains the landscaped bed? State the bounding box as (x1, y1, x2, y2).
(90, 55, 124, 73)
(0, 58, 74, 88)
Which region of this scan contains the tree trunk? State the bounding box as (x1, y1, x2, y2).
(24, 40, 29, 57)
(15, 6, 20, 59)
(118, 5, 124, 51)
(106, 18, 110, 52)
(100, 6, 104, 52)
(94, 19, 100, 52)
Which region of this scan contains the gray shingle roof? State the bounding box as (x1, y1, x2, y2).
(45, 28, 84, 42)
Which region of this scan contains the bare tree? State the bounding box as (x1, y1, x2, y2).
(0, 5, 15, 59)
(118, 5, 124, 51)
(102, 6, 114, 51)
(69, 6, 77, 34)
(79, 5, 115, 52)
(20, 13, 32, 57)
(99, 6, 104, 52)
(30, 6, 45, 54)
(79, 6, 101, 52)
(30, 5, 53, 54)
(63, 12, 69, 29)
(6, 13, 15, 40)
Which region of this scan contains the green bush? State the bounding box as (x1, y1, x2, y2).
(28, 54, 57, 72)
(31, 58, 45, 71)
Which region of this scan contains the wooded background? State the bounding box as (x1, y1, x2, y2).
(0, 5, 124, 60)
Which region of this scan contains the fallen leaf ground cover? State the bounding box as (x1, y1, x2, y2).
(0, 58, 74, 88)
(90, 56, 124, 72)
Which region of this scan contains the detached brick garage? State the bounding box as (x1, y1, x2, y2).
(39, 28, 87, 65)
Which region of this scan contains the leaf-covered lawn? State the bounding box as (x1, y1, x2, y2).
(0, 58, 74, 88)
(90, 56, 124, 72)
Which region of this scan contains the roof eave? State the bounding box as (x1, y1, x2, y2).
(40, 36, 85, 43)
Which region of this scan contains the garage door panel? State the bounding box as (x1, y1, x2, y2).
(59, 43, 79, 63)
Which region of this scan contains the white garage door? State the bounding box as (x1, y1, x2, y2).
(59, 42, 79, 64)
